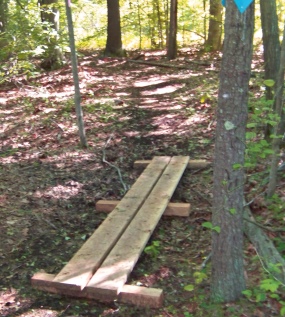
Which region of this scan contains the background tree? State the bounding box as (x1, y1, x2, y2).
(211, 0, 254, 302)
(39, 0, 64, 69)
(105, 0, 125, 56)
(167, 0, 177, 60)
(260, 0, 280, 101)
(205, 0, 223, 51)
(267, 22, 285, 197)
(65, 0, 87, 147)
(0, 0, 8, 49)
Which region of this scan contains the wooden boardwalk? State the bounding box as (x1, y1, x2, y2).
(32, 156, 198, 307)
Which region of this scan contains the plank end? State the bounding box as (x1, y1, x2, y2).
(119, 285, 164, 308)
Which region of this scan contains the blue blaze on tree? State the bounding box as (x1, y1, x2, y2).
(221, 0, 254, 13)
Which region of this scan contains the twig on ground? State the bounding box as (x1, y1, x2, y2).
(102, 135, 128, 193)
(200, 252, 212, 270)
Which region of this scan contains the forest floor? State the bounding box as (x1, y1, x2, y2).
(0, 48, 283, 317)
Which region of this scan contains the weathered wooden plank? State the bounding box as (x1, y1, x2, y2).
(134, 159, 210, 170)
(118, 285, 163, 308)
(96, 200, 191, 217)
(87, 156, 189, 296)
(31, 272, 163, 308)
(53, 156, 171, 291)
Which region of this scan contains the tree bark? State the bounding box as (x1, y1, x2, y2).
(205, 0, 223, 51)
(105, 0, 125, 57)
(211, 0, 254, 303)
(167, 0, 177, 60)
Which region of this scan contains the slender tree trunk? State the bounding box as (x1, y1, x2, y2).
(203, 0, 207, 44)
(266, 22, 285, 197)
(105, 0, 125, 56)
(155, 0, 163, 48)
(64, 0, 87, 148)
(211, 0, 254, 303)
(0, 0, 8, 49)
(167, 0, 177, 60)
(260, 0, 280, 101)
(205, 0, 223, 51)
(136, 0, 142, 49)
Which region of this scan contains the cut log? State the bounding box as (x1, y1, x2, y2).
(87, 156, 189, 296)
(95, 200, 191, 217)
(52, 156, 171, 291)
(134, 159, 211, 170)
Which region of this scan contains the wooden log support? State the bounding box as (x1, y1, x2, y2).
(95, 200, 191, 217)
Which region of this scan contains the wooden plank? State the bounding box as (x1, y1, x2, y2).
(96, 200, 191, 217)
(134, 159, 210, 170)
(87, 156, 189, 296)
(31, 272, 163, 308)
(52, 156, 171, 291)
(118, 285, 163, 308)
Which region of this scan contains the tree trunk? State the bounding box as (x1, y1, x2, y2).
(64, 0, 87, 148)
(39, 0, 63, 69)
(0, 0, 8, 49)
(266, 21, 285, 197)
(211, 0, 254, 303)
(167, 0, 177, 60)
(155, 0, 163, 48)
(205, 0, 223, 51)
(105, 0, 125, 57)
(260, 0, 280, 101)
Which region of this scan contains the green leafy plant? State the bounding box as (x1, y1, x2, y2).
(202, 221, 220, 233)
(144, 240, 161, 258)
(243, 274, 285, 316)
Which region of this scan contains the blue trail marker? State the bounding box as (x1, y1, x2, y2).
(221, 0, 254, 13)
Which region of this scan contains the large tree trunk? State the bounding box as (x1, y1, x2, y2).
(167, 0, 177, 60)
(211, 0, 254, 303)
(205, 0, 223, 51)
(105, 0, 125, 57)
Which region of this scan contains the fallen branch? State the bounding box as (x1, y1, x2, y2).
(184, 58, 212, 67)
(243, 200, 285, 283)
(127, 59, 191, 70)
(102, 135, 128, 193)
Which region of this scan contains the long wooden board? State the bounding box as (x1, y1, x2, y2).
(52, 156, 171, 291)
(86, 156, 189, 296)
(32, 272, 163, 308)
(95, 200, 191, 217)
(134, 159, 210, 170)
